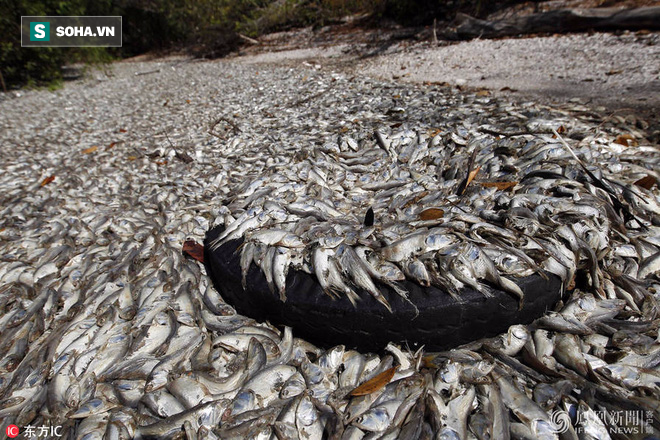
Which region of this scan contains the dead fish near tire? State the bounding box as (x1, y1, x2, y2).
(210, 125, 659, 311)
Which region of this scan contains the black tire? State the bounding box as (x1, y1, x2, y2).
(204, 225, 562, 352)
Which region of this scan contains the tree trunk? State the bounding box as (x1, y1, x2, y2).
(442, 6, 660, 40)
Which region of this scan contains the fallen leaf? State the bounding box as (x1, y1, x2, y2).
(118, 128, 127, 133)
(476, 89, 490, 97)
(127, 156, 137, 161)
(614, 134, 638, 147)
(556, 125, 566, 134)
(40, 175, 55, 186)
(186, 99, 191, 104)
(155, 160, 167, 166)
(419, 208, 444, 220)
(182, 240, 205, 263)
(606, 69, 623, 76)
(82, 146, 98, 154)
(634, 175, 657, 190)
(106, 142, 117, 150)
(421, 355, 440, 369)
(466, 165, 481, 188)
(349, 367, 397, 397)
(480, 181, 518, 190)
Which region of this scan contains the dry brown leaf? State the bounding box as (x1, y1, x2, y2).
(182, 240, 205, 263)
(106, 142, 117, 150)
(466, 165, 481, 188)
(118, 128, 127, 133)
(480, 181, 518, 190)
(476, 89, 490, 97)
(82, 146, 98, 154)
(419, 208, 445, 220)
(127, 156, 137, 161)
(614, 134, 638, 147)
(349, 367, 397, 397)
(155, 160, 168, 166)
(422, 355, 440, 369)
(556, 125, 566, 134)
(634, 175, 657, 190)
(40, 175, 55, 186)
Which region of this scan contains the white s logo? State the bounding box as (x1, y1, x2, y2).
(35, 24, 45, 38)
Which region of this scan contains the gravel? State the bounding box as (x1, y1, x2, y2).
(355, 32, 660, 116)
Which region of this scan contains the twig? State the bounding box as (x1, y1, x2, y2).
(0, 70, 6, 93)
(239, 33, 260, 45)
(135, 69, 160, 76)
(288, 88, 329, 108)
(209, 116, 241, 139)
(163, 128, 194, 163)
(164, 130, 176, 149)
(478, 127, 529, 137)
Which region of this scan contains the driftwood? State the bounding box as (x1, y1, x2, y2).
(443, 6, 660, 40)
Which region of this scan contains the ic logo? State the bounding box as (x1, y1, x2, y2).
(6, 424, 19, 438)
(30, 22, 50, 41)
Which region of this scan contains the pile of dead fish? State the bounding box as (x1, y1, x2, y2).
(210, 122, 660, 312)
(0, 58, 659, 439)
